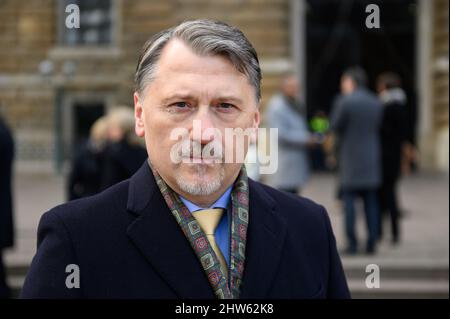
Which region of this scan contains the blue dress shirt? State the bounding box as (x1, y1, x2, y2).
(179, 187, 232, 266)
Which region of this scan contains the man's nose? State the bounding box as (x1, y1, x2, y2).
(190, 108, 216, 145)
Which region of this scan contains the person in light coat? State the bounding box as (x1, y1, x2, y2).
(266, 74, 316, 195)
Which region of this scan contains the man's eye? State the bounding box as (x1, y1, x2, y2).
(217, 103, 235, 110)
(167, 102, 191, 113)
(173, 102, 189, 108)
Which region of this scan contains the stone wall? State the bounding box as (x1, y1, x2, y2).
(0, 0, 291, 164)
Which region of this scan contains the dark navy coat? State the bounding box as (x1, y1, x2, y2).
(21, 163, 350, 299)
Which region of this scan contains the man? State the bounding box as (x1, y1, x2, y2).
(0, 114, 14, 298)
(21, 20, 349, 299)
(330, 67, 382, 255)
(376, 72, 408, 245)
(266, 74, 316, 194)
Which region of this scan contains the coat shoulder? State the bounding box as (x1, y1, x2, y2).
(47, 179, 131, 229)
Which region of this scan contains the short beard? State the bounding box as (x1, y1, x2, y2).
(176, 164, 225, 196)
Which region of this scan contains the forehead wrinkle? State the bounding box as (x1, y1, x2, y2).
(158, 39, 242, 77)
(156, 70, 246, 101)
(146, 40, 255, 105)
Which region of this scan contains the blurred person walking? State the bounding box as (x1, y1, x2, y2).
(0, 114, 14, 298)
(330, 67, 382, 255)
(101, 107, 147, 189)
(67, 116, 109, 200)
(266, 74, 317, 195)
(376, 72, 408, 245)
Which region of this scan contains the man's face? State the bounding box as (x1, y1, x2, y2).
(108, 120, 124, 143)
(340, 75, 355, 95)
(376, 82, 386, 94)
(134, 39, 260, 204)
(282, 76, 299, 99)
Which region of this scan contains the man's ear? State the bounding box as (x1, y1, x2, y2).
(253, 105, 261, 129)
(134, 92, 145, 137)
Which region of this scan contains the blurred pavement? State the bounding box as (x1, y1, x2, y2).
(4, 169, 449, 298)
(303, 171, 449, 298)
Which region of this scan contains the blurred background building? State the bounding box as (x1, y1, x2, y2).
(0, 0, 448, 173)
(0, 0, 448, 298)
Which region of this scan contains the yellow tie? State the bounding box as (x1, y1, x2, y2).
(192, 208, 228, 278)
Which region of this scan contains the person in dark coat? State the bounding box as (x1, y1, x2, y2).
(101, 107, 147, 190)
(68, 116, 108, 200)
(0, 114, 14, 298)
(330, 67, 382, 255)
(376, 72, 408, 244)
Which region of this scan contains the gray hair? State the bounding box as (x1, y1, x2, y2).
(135, 19, 262, 101)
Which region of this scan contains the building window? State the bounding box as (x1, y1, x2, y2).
(59, 0, 113, 46)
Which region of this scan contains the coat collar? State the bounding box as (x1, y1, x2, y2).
(239, 178, 287, 298)
(126, 163, 215, 298)
(126, 163, 287, 298)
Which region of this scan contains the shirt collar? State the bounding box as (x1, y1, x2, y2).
(179, 186, 232, 213)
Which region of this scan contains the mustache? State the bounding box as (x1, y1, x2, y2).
(178, 139, 223, 160)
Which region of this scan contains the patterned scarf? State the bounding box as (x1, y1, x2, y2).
(150, 163, 249, 299)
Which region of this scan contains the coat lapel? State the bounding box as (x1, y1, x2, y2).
(125, 164, 288, 299)
(240, 179, 287, 298)
(126, 163, 215, 298)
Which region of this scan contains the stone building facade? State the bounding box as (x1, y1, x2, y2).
(0, 0, 291, 170)
(0, 0, 448, 173)
(418, 0, 449, 172)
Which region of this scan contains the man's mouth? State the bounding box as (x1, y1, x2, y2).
(182, 155, 222, 164)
